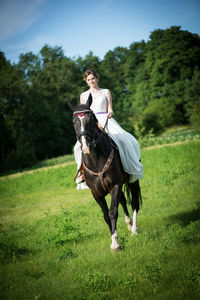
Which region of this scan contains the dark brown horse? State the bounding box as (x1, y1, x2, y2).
(67, 94, 142, 250)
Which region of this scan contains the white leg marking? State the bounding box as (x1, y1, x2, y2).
(78, 116, 90, 154)
(111, 230, 121, 250)
(131, 210, 138, 235)
(125, 215, 132, 231)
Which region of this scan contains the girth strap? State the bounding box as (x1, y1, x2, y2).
(83, 148, 114, 192)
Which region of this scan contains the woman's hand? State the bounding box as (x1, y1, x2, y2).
(107, 111, 114, 119)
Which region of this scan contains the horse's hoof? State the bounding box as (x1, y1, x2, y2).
(110, 244, 121, 252)
(127, 224, 132, 231)
(131, 230, 138, 236)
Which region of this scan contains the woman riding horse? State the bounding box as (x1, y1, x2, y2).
(68, 69, 143, 250)
(75, 69, 143, 188)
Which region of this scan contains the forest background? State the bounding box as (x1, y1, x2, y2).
(0, 26, 200, 172)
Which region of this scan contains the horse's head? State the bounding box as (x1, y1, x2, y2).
(67, 94, 98, 154)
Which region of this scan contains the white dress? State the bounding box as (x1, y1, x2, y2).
(74, 89, 143, 189)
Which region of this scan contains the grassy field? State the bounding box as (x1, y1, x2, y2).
(0, 140, 200, 299)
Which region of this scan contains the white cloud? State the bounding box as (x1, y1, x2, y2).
(3, 35, 58, 63)
(0, 0, 47, 42)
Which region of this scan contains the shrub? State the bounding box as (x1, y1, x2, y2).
(138, 98, 178, 135)
(190, 101, 200, 132)
(140, 111, 164, 135)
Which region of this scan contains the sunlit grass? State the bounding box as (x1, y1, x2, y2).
(0, 141, 200, 299)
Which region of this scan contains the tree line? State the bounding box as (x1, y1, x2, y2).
(0, 26, 200, 171)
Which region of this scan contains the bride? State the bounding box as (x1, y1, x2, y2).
(74, 69, 143, 190)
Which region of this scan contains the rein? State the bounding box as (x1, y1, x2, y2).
(92, 116, 109, 147)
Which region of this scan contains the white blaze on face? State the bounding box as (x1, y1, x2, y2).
(78, 116, 90, 154)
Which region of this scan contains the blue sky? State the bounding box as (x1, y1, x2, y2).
(0, 0, 200, 63)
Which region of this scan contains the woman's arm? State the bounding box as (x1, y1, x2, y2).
(107, 89, 114, 119)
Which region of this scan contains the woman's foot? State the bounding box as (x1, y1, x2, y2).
(76, 174, 85, 184)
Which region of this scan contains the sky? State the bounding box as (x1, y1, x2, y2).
(0, 0, 200, 63)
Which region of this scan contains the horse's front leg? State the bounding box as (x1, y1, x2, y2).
(91, 191, 112, 232)
(109, 185, 121, 251)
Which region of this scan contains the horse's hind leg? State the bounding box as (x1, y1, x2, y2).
(120, 192, 132, 231)
(128, 180, 142, 235)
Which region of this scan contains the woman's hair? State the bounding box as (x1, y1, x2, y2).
(83, 69, 99, 81)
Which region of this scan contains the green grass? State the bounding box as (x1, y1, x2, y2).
(0, 141, 200, 300)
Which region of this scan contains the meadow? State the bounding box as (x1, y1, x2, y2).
(0, 135, 200, 299)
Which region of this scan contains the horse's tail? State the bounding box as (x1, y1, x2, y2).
(123, 180, 142, 212)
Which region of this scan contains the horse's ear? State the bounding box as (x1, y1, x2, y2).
(85, 93, 92, 108)
(66, 98, 76, 111)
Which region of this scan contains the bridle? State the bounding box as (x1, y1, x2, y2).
(73, 109, 109, 147)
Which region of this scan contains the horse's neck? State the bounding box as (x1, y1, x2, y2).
(83, 129, 111, 169)
(95, 127, 111, 156)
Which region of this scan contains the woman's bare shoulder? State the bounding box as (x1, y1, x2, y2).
(102, 88, 110, 94)
(103, 88, 111, 96)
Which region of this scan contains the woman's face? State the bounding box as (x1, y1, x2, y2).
(86, 74, 98, 88)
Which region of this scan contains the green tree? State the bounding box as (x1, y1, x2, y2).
(137, 26, 200, 133)
(99, 47, 135, 132)
(18, 51, 41, 84)
(20, 45, 79, 159)
(75, 51, 101, 99)
(123, 41, 147, 118)
(184, 67, 200, 130)
(0, 51, 27, 170)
